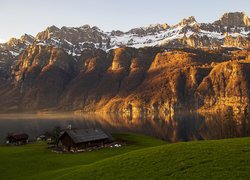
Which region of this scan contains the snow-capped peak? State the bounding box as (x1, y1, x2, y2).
(0, 12, 249, 60)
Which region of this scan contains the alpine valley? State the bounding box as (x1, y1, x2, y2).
(0, 12, 250, 117)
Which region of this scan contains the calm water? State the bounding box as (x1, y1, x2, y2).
(0, 112, 249, 143)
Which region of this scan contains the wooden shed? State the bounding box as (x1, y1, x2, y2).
(6, 133, 29, 145)
(58, 128, 113, 151)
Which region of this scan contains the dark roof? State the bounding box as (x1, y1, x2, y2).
(8, 133, 29, 141)
(60, 128, 110, 144)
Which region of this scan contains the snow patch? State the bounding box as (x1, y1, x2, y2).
(9, 51, 19, 56)
(64, 39, 73, 46)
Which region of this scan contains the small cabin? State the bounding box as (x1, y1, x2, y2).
(6, 133, 29, 145)
(58, 128, 113, 151)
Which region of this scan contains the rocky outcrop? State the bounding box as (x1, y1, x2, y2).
(34, 25, 110, 55)
(224, 35, 250, 48)
(196, 61, 250, 113)
(128, 23, 170, 35)
(178, 16, 197, 26)
(214, 12, 250, 27)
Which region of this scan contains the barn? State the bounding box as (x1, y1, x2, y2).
(58, 128, 113, 151)
(6, 133, 29, 145)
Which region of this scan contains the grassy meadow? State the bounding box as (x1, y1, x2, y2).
(0, 133, 249, 179)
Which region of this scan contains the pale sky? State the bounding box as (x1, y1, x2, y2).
(0, 0, 249, 42)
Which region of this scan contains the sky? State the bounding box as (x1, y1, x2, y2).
(0, 0, 249, 42)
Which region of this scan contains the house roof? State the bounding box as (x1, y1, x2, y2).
(8, 133, 29, 141)
(60, 128, 110, 144)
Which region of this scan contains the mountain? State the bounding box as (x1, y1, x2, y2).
(214, 12, 250, 27)
(0, 12, 249, 116)
(1, 12, 249, 57)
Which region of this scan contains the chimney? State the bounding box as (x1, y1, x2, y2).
(67, 124, 72, 130)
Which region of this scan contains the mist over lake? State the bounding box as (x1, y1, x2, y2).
(0, 112, 249, 143)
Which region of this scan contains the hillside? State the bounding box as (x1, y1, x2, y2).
(0, 134, 249, 179)
(47, 138, 250, 180)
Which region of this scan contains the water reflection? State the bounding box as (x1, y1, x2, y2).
(0, 112, 249, 143)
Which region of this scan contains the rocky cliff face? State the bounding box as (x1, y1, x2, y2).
(196, 61, 250, 113)
(214, 12, 250, 27)
(35, 25, 110, 54)
(9, 45, 77, 110)
(1, 45, 249, 117)
(0, 12, 250, 115)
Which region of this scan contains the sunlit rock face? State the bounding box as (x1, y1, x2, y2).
(0, 45, 250, 117)
(224, 35, 250, 48)
(196, 61, 250, 113)
(0, 12, 249, 115)
(214, 12, 250, 27)
(10, 45, 78, 109)
(77, 48, 250, 118)
(58, 49, 111, 110)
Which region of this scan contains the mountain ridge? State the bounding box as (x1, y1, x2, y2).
(1, 12, 249, 54)
(0, 12, 249, 116)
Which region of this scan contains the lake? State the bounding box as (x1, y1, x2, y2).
(0, 112, 249, 143)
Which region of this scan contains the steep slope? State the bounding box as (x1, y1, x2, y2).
(1, 45, 250, 114)
(0, 34, 35, 80)
(0, 12, 249, 114)
(6, 45, 78, 110)
(99, 48, 229, 117)
(196, 61, 250, 112)
(4, 45, 249, 116)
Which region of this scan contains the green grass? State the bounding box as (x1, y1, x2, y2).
(0, 133, 166, 180)
(0, 134, 249, 180)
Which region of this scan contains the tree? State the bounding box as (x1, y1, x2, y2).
(224, 107, 236, 138)
(51, 126, 62, 146)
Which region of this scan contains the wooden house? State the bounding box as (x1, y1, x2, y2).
(6, 133, 29, 145)
(58, 128, 113, 151)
